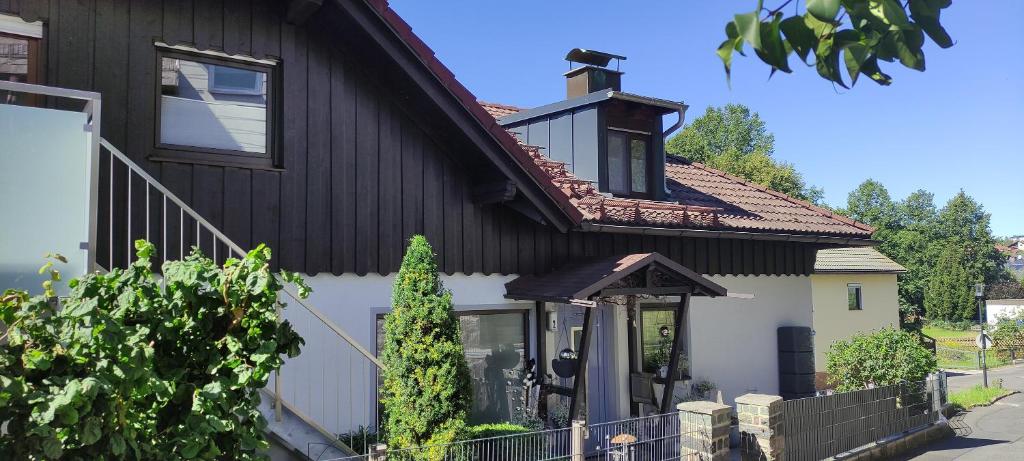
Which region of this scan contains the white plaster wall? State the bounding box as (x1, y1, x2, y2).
(687, 275, 813, 405)
(810, 273, 900, 371)
(273, 273, 532, 436)
(987, 300, 1024, 325)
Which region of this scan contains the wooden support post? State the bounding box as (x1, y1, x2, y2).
(660, 293, 690, 413)
(568, 305, 594, 421)
(626, 296, 640, 417)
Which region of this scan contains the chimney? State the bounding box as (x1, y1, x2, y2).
(564, 49, 625, 99)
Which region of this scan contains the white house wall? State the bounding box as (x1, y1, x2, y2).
(810, 273, 900, 371)
(274, 272, 532, 436)
(687, 275, 813, 405)
(986, 299, 1024, 325)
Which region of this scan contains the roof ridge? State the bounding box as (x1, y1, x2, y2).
(478, 100, 524, 111)
(668, 154, 876, 234)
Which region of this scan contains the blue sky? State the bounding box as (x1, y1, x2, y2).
(390, 1, 1023, 236)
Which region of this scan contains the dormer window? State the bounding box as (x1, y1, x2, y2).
(607, 128, 650, 197)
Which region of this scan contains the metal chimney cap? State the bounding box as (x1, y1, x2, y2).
(565, 48, 626, 68)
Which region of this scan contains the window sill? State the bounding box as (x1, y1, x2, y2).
(150, 151, 283, 171)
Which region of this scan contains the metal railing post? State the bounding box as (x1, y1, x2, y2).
(571, 420, 586, 461)
(369, 444, 388, 461)
(274, 301, 283, 423)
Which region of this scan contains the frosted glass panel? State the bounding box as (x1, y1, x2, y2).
(0, 103, 91, 295)
(460, 312, 527, 424)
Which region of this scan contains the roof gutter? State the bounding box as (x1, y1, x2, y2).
(606, 91, 688, 139)
(580, 222, 878, 246)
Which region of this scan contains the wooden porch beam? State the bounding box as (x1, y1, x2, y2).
(660, 293, 690, 413)
(599, 286, 693, 297)
(534, 301, 548, 420)
(472, 179, 517, 205)
(568, 305, 594, 421)
(626, 296, 640, 417)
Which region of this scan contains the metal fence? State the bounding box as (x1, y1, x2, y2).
(780, 373, 946, 461)
(323, 411, 692, 461)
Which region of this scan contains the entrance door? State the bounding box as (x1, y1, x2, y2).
(551, 305, 612, 424)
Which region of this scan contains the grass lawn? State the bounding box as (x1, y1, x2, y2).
(922, 325, 976, 339)
(948, 384, 1013, 411)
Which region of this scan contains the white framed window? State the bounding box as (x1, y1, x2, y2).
(848, 283, 863, 310)
(208, 64, 265, 95)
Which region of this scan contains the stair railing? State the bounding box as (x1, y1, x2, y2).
(97, 138, 385, 445)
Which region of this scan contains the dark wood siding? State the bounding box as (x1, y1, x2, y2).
(1, 0, 822, 278)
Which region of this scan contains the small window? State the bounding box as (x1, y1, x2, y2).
(156, 48, 276, 167)
(639, 308, 688, 380)
(606, 128, 650, 197)
(0, 14, 45, 106)
(848, 284, 863, 310)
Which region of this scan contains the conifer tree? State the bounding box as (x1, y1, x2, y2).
(380, 235, 472, 451)
(924, 244, 978, 321)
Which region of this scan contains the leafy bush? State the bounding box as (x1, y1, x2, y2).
(379, 236, 472, 453)
(0, 241, 304, 460)
(825, 327, 937, 392)
(465, 423, 532, 439)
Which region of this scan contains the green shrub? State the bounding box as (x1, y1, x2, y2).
(465, 423, 532, 439)
(0, 241, 304, 460)
(379, 236, 472, 453)
(825, 327, 938, 392)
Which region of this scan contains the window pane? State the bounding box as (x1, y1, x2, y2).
(210, 65, 262, 93)
(630, 138, 648, 193)
(460, 312, 527, 424)
(640, 310, 687, 378)
(0, 34, 38, 106)
(607, 132, 629, 194)
(159, 57, 268, 153)
(848, 285, 862, 310)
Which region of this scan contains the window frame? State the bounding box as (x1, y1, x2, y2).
(606, 127, 652, 199)
(848, 283, 863, 311)
(208, 64, 265, 95)
(152, 46, 281, 170)
(0, 14, 46, 107)
(637, 306, 689, 381)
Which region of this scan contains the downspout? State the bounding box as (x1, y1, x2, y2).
(662, 104, 687, 195)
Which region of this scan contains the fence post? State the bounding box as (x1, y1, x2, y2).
(736, 394, 783, 461)
(368, 444, 387, 461)
(571, 419, 586, 461)
(677, 401, 732, 460)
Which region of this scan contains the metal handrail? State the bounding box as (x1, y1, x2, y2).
(97, 138, 384, 369)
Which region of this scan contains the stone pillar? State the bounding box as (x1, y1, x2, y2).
(677, 401, 731, 460)
(735, 394, 783, 461)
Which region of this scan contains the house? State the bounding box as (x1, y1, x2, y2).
(0, 0, 876, 457)
(810, 247, 905, 388)
(998, 240, 1024, 276)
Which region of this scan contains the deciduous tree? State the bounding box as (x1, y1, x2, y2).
(666, 104, 822, 203)
(720, 0, 955, 88)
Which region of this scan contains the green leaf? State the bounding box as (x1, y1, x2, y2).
(909, 0, 954, 48)
(755, 14, 792, 73)
(859, 56, 893, 85)
(869, 0, 910, 26)
(734, 11, 762, 50)
(23, 349, 51, 370)
(110, 433, 126, 456)
(806, 0, 841, 21)
(780, 16, 817, 62)
(844, 43, 870, 85)
(81, 416, 103, 445)
(181, 439, 204, 459)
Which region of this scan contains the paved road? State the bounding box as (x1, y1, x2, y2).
(898, 364, 1024, 460)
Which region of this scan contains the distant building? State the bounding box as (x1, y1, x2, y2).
(998, 239, 1024, 276)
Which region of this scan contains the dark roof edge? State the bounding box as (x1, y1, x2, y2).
(814, 268, 907, 274)
(580, 222, 878, 246)
(497, 91, 685, 125)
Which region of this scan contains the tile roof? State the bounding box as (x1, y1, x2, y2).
(479, 101, 523, 119)
(366, 0, 872, 239)
(814, 247, 906, 273)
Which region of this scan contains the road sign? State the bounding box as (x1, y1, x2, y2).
(976, 333, 993, 350)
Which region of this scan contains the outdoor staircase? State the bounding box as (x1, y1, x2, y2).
(96, 137, 380, 460)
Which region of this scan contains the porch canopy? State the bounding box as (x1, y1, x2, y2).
(505, 252, 727, 304)
(504, 253, 727, 418)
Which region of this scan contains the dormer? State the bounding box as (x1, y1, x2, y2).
(497, 49, 686, 201)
